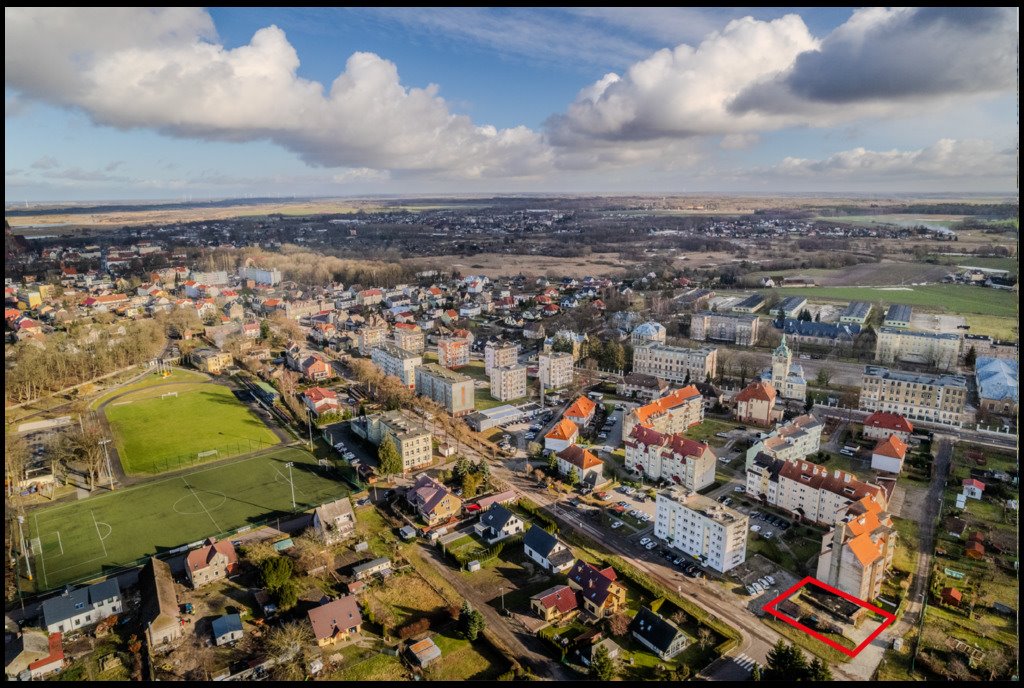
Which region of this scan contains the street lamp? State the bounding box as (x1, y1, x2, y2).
(16, 516, 32, 581)
(306, 409, 314, 450)
(285, 461, 296, 509)
(98, 439, 115, 491)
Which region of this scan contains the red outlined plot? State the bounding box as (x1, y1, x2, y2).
(762, 576, 896, 658)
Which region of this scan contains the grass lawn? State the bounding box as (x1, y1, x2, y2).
(332, 652, 410, 681)
(686, 418, 742, 446)
(753, 284, 1018, 318)
(104, 380, 279, 474)
(89, 368, 208, 409)
(962, 313, 1018, 341)
(746, 535, 799, 572)
(426, 629, 511, 680)
(890, 517, 920, 575)
(763, 616, 852, 664)
(473, 387, 525, 411)
(367, 569, 447, 628)
(28, 446, 348, 590)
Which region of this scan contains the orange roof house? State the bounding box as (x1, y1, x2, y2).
(544, 418, 579, 452)
(564, 396, 597, 426)
(734, 380, 779, 426)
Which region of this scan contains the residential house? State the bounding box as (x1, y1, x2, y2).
(300, 353, 332, 382)
(622, 385, 704, 438)
(871, 435, 908, 474)
(941, 587, 963, 607)
(570, 633, 622, 669)
(4, 630, 63, 680)
(862, 412, 914, 443)
(141, 557, 182, 650)
(734, 380, 781, 427)
(544, 418, 579, 453)
(303, 386, 341, 417)
(490, 364, 527, 402)
(475, 490, 516, 511)
(962, 479, 985, 500)
(212, 614, 244, 646)
(566, 560, 625, 619)
(41, 580, 122, 635)
(308, 596, 363, 647)
(407, 474, 463, 525)
(530, 584, 579, 623)
(616, 372, 669, 401)
(185, 538, 239, 588)
(523, 525, 574, 572)
(473, 504, 525, 544)
(313, 497, 356, 544)
(352, 557, 392, 581)
(564, 395, 597, 427)
(630, 607, 691, 660)
(555, 444, 604, 488)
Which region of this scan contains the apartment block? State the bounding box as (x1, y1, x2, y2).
(622, 386, 704, 438)
(370, 343, 422, 388)
(744, 455, 887, 526)
(238, 265, 282, 286)
(392, 323, 425, 354)
(655, 489, 747, 573)
(437, 337, 470, 369)
(539, 351, 574, 389)
(484, 340, 519, 375)
(875, 327, 961, 370)
(351, 410, 433, 473)
(859, 365, 967, 426)
(816, 495, 896, 601)
(632, 343, 718, 385)
(490, 364, 528, 402)
(625, 425, 716, 491)
(689, 311, 760, 346)
(358, 323, 389, 355)
(744, 414, 823, 469)
(415, 363, 475, 416)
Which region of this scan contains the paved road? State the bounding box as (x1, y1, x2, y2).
(416, 541, 574, 680)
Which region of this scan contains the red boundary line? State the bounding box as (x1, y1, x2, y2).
(762, 575, 896, 658)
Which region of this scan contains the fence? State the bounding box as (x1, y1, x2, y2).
(140, 438, 276, 474)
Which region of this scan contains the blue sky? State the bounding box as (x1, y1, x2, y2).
(5, 7, 1018, 201)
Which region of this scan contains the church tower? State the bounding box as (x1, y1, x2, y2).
(772, 335, 791, 387)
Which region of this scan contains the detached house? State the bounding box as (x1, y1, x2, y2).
(862, 412, 914, 443)
(523, 525, 574, 573)
(473, 504, 525, 545)
(185, 538, 239, 588)
(870, 434, 908, 474)
(544, 418, 579, 453)
(530, 585, 579, 623)
(555, 445, 604, 488)
(41, 580, 122, 634)
(564, 395, 597, 427)
(630, 607, 691, 660)
(407, 474, 463, 526)
(566, 560, 626, 619)
(308, 596, 363, 647)
(313, 497, 356, 544)
(734, 380, 781, 427)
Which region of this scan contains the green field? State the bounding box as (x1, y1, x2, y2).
(89, 368, 209, 409)
(29, 447, 348, 590)
(104, 379, 279, 474)
(758, 284, 1018, 318)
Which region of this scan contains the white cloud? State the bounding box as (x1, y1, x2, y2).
(4, 8, 553, 179)
(769, 139, 1017, 179)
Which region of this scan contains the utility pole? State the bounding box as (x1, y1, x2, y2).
(99, 438, 115, 490)
(307, 409, 313, 450)
(285, 461, 296, 510)
(16, 515, 32, 582)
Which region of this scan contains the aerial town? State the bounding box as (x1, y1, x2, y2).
(4, 6, 1018, 685)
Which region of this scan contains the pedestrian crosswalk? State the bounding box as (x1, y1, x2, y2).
(731, 653, 757, 672)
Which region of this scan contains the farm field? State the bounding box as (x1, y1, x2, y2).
(28, 446, 348, 590)
(757, 284, 1018, 318)
(103, 375, 279, 474)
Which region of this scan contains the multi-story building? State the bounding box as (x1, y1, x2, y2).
(760, 336, 806, 401)
(555, 445, 605, 488)
(744, 414, 823, 469)
(630, 321, 667, 346)
(437, 336, 470, 369)
(745, 455, 888, 526)
(859, 366, 967, 426)
(861, 411, 914, 443)
(974, 357, 1018, 417)
(655, 489, 747, 573)
(351, 410, 433, 473)
(690, 311, 760, 346)
(490, 364, 527, 401)
(622, 385, 704, 438)
(625, 425, 716, 490)
(616, 372, 669, 401)
(816, 495, 896, 601)
(734, 380, 781, 427)
(875, 327, 961, 370)
(238, 265, 282, 286)
(484, 340, 519, 375)
(185, 538, 239, 588)
(539, 351, 574, 389)
(632, 343, 718, 385)
(42, 581, 122, 634)
(370, 343, 422, 388)
(415, 363, 475, 417)
(357, 322, 389, 355)
(392, 323, 425, 354)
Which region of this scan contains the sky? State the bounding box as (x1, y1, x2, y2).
(4, 7, 1019, 202)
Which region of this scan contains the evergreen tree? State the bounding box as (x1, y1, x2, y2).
(964, 345, 977, 368)
(458, 601, 484, 640)
(751, 663, 762, 681)
(591, 644, 618, 680)
(567, 466, 580, 487)
(808, 657, 832, 680)
(452, 455, 471, 482)
(547, 452, 558, 472)
(763, 640, 808, 681)
(377, 435, 403, 478)
(804, 392, 815, 413)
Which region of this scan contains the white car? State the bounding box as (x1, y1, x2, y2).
(752, 582, 764, 594)
(343, 452, 355, 460)
(333, 442, 346, 451)
(763, 531, 774, 539)
(645, 541, 657, 550)
(639, 537, 651, 546)
(765, 575, 776, 586)
(758, 577, 771, 589)
(733, 486, 744, 493)
(750, 524, 761, 532)
(611, 520, 623, 529)
(715, 432, 730, 438)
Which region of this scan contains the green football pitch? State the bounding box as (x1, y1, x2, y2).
(29, 447, 349, 590)
(103, 377, 280, 475)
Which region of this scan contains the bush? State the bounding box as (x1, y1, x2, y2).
(397, 617, 431, 639)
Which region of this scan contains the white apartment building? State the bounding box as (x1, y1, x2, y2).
(625, 425, 716, 491)
(859, 366, 967, 427)
(370, 343, 422, 388)
(490, 364, 528, 402)
(632, 344, 718, 385)
(655, 489, 748, 573)
(875, 327, 961, 370)
(392, 324, 425, 354)
(415, 363, 475, 416)
(539, 351, 574, 389)
(238, 265, 282, 286)
(745, 455, 887, 526)
(484, 340, 519, 375)
(744, 414, 823, 470)
(352, 410, 433, 473)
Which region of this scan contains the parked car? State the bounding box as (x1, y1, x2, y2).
(763, 531, 774, 539)
(644, 541, 657, 550)
(750, 524, 761, 532)
(715, 432, 730, 439)
(746, 585, 757, 596)
(778, 522, 790, 531)
(752, 582, 764, 594)
(764, 574, 776, 586)
(598, 433, 608, 440)
(758, 577, 771, 589)
(733, 486, 744, 493)
(640, 537, 651, 546)
(672, 557, 682, 566)
(611, 520, 623, 529)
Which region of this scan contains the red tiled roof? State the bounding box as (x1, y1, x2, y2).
(962, 478, 985, 490)
(864, 411, 913, 434)
(546, 418, 579, 442)
(27, 633, 64, 672)
(557, 444, 602, 470)
(308, 596, 362, 641)
(632, 385, 701, 426)
(304, 386, 338, 402)
(778, 460, 884, 506)
(736, 380, 776, 403)
(565, 396, 597, 420)
(186, 537, 238, 572)
(873, 434, 908, 459)
(534, 585, 578, 614)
